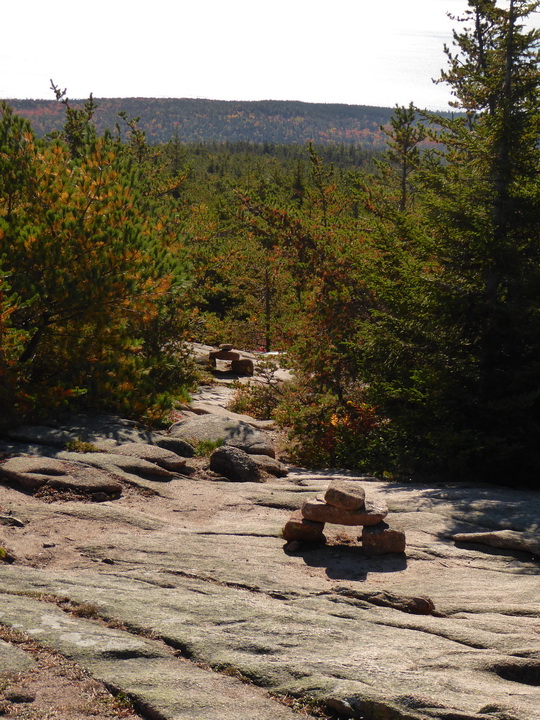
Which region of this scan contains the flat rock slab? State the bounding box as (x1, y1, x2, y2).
(187, 401, 276, 430)
(0, 457, 123, 495)
(9, 415, 156, 446)
(8, 415, 196, 457)
(2, 449, 540, 719)
(169, 415, 275, 458)
(250, 454, 288, 477)
(453, 529, 540, 557)
(302, 497, 388, 526)
(0, 592, 304, 720)
(2, 564, 540, 720)
(0, 639, 36, 675)
(57, 452, 173, 479)
(94, 441, 188, 472)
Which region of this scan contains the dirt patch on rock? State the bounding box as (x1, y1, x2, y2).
(0, 625, 142, 719)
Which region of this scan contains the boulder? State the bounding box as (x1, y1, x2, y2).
(324, 479, 366, 510)
(169, 415, 275, 458)
(361, 522, 406, 555)
(209, 446, 262, 483)
(282, 510, 325, 542)
(301, 497, 388, 526)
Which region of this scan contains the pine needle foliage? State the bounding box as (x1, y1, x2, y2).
(0, 97, 195, 427)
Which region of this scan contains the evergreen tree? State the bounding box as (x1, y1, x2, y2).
(0, 99, 194, 425)
(382, 103, 426, 213)
(358, 0, 540, 481)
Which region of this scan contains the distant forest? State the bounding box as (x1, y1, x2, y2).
(8, 97, 397, 147)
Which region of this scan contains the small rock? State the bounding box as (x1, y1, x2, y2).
(361, 522, 406, 555)
(282, 510, 325, 542)
(219, 343, 234, 351)
(301, 497, 388, 526)
(177, 463, 197, 476)
(209, 446, 261, 482)
(0, 547, 15, 563)
(324, 480, 366, 510)
(0, 514, 25, 528)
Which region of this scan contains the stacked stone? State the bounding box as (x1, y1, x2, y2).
(208, 344, 254, 376)
(282, 479, 406, 555)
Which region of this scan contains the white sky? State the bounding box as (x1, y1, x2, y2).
(2, 0, 471, 110)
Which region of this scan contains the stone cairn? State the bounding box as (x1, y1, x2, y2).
(208, 344, 254, 376)
(282, 479, 406, 555)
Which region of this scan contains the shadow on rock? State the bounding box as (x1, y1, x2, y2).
(285, 542, 407, 581)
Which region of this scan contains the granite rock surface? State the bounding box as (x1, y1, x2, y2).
(1, 414, 540, 720)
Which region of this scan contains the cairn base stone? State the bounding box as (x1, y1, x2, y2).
(231, 358, 255, 376)
(361, 522, 406, 555)
(282, 510, 325, 542)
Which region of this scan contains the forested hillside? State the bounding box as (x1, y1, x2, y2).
(2, 0, 540, 487)
(8, 97, 394, 146)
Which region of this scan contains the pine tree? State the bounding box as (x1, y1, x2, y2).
(382, 103, 426, 213)
(0, 99, 194, 424)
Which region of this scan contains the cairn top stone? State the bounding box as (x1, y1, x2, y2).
(324, 479, 366, 510)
